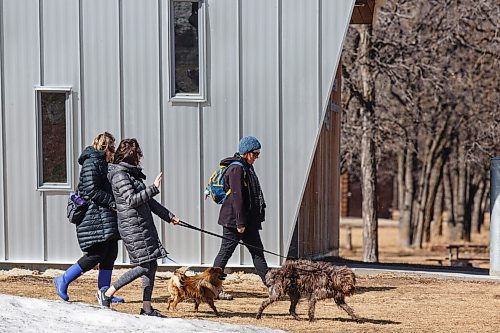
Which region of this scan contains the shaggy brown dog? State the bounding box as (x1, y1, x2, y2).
(256, 259, 358, 322)
(166, 266, 224, 316)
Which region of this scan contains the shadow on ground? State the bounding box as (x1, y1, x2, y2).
(322, 256, 490, 275)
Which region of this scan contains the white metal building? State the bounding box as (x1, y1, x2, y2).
(0, 0, 356, 267)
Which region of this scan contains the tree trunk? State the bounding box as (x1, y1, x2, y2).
(431, 180, 444, 237)
(397, 153, 405, 212)
(357, 24, 378, 262)
(422, 152, 446, 244)
(400, 140, 414, 248)
(411, 139, 429, 247)
(443, 164, 455, 229)
(480, 186, 490, 231)
(454, 135, 467, 241)
(471, 175, 486, 234)
(413, 117, 450, 247)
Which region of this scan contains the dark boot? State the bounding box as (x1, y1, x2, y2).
(54, 263, 83, 301)
(140, 307, 165, 317)
(98, 269, 125, 303)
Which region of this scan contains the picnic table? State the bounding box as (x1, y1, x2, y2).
(446, 244, 488, 266)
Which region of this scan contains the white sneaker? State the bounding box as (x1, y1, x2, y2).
(218, 290, 234, 300)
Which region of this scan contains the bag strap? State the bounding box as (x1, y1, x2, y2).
(227, 161, 246, 177)
(228, 161, 244, 168)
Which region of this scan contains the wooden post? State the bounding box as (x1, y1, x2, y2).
(344, 225, 353, 250)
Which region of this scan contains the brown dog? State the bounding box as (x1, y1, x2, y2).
(256, 259, 358, 322)
(166, 266, 224, 316)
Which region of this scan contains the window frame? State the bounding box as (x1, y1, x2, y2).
(168, 0, 207, 102)
(34, 86, 74, 191)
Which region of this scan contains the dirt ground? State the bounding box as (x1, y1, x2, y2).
(0, 269, 499, 333)
(339, 221, 491, 269)
(1, 225, 498, 332)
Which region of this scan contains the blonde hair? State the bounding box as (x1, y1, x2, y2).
(92, 132, 116, 162)
(92, 132, 115, 150)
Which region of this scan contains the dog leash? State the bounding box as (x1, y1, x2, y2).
(178, 220, 291, 260)
(177, 220, 339, 274)
(164, 254, 180, 265)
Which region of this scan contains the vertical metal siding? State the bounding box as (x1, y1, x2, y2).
(160, 1, 202, 265)
(81, 0, 123, 263)
(81, 0, 121, 141)
(41, 0, 81, 262)
(0, 0, 354, 266)
(163, 105, 202, 265)
(321, 0, 353, 120)
(240, 0, 281, 266)
(202, 0, 240, 265)
(121, 0, 162, 263)
(0, 0, 5, 260)
(2, 0, 43, 261)
(281, 0, 320, 253)
(45, 195, 81, 261)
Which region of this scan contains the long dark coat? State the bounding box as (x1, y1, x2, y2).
(218, 155, 265, 230)
(108, 162, 174, 265)
(76, 146, 118, 250)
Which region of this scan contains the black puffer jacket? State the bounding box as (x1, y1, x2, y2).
(76, 146, 118, 250)
(108, 162, 174, 265)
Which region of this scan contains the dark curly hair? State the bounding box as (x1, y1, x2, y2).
(113, 138, 143, 165)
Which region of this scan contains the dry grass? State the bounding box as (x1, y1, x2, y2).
(340, 223, 491, 269)
(1, 225, 498, 332)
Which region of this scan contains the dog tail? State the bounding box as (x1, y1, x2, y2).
(171, 266, 189, 288)
(332, 266, 356, 296)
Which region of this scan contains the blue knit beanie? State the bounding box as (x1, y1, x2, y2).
(238, 136, 261, 154)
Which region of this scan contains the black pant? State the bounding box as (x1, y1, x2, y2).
(112, 260, 158, 302)
(77, 240, 119, 272)
(213, 226, 269, 284)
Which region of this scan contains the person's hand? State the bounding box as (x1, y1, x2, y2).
(171, 216, 180, 225)
(154, 172, 163, 190)
(237, 226, 246, 234)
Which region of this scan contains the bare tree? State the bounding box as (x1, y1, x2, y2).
(341, 0, 499, 250)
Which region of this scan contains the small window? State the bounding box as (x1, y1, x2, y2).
(169, 0, 206, 102)
(35, 87, 73, 190)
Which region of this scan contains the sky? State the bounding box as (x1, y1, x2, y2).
(0, 294, 284, 333)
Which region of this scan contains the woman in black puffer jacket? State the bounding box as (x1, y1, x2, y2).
(97, 138, 179, 317)
(54, 132, 123, 303)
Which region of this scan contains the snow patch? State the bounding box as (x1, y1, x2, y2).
(0, 294, 284, 333)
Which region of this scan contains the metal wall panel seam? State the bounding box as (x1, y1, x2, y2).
(118, 0, 124, 140)
(0, 0, 7, 261)
(317, 0, 323, 252)
(237, 0, 244, 265)
(39, 0, 44, 86)
(199, 103, 204, 264)
(318, 0, 322, 125)
(118, 0, 126, 263)
(237, 0, 243, 138)
(42, 194, 47, 260)
(39, 0, 46, 262)
(78, 0, 85, 153)
(277, 0, 283, 259)
(157, 0, 166, 261)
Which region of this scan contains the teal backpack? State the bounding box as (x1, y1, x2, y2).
(205, 161, 245, 204)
